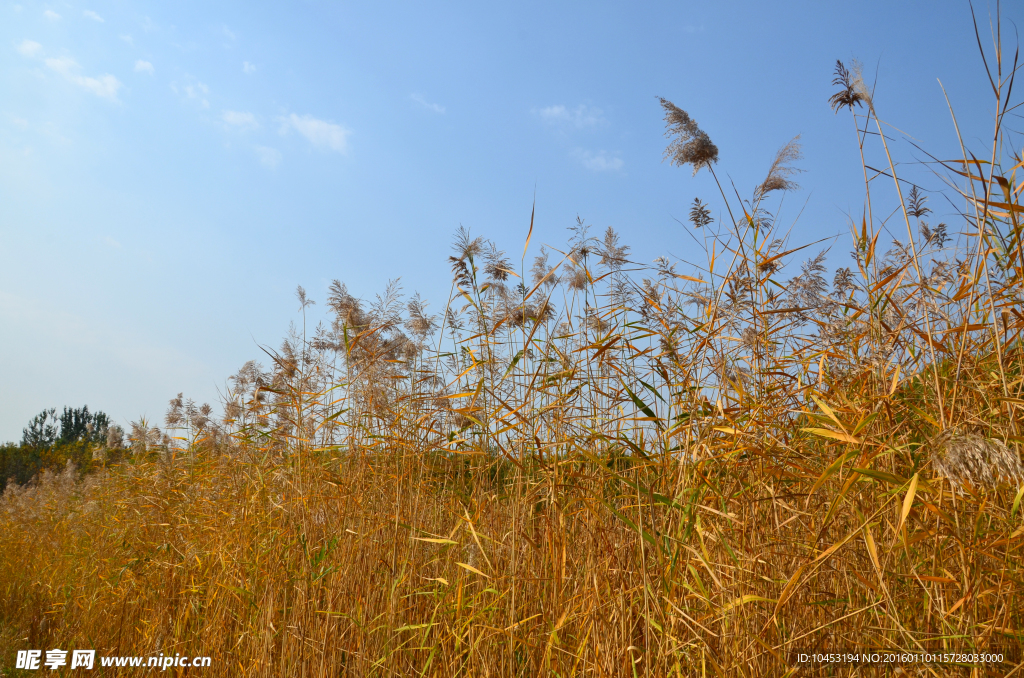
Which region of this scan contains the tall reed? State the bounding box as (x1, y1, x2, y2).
(2, 16, 1024, 676)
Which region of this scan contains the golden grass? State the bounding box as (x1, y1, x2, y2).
(3, 31, 1024, 678)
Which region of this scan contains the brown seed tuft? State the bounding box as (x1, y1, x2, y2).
(756, 136, 803, 198)
(931, 430, 1024, 489)
(659, 98, 719, 175)
(828, 60, 865, 113)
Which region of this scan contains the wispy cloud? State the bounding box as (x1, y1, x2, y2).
(134, 60, 153, 75)
(120, 34, 134, 46)
(255, 146, 281, 168)
(222, 110, 258, 130)
(223, 26, 236, 41)
(43, 9, 60, 20)
(242, 61, 256, 74)
(17, 42, 121, 102)
(44, 56, 122, 101)
(411, 93, 445, 114)
(185, 84, 208, 107)
(573, 149, 623, 172)
(171, 80, 210, 108)
(83, 9, 104, 22)
(280, 114, 350, 153)
(536, 104, 606, 129)
(16, 39, 42, 57)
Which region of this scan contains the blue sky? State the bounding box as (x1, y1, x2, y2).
(1, 0, 1018, 441)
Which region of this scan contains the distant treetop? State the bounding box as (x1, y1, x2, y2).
(21, 406, 111, 448)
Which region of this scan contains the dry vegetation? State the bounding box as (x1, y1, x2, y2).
(3, 24, 1024, 678)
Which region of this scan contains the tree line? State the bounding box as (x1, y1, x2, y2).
(1, 406, 124, 492)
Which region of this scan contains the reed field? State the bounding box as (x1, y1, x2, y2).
(4, 25, 1024, 678)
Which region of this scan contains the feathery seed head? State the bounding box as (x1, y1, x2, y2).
(907, 186, 931, 219)
(531, 298, 556, 324)
(653, 256, 677, 277)
(483, 243, 513, 283)
(599, 227, 630, 271)
(564, 261, 589, 291)
(659, 98, 719, 175)
(829, 60, 865, 113)
(832, 267, 856, 296)
(452, 225, 485, 262)
(296, 285, 315, 311)
(756, 136, 803, 198)
(689, 198, 713, 228)
(530, 247, 559, 288)
(327, 280, 367, 329)
(105, 424, 124, 449)
(931, 430, 1024, 489)
(166, 393, 184, 427)
(406, 293, 439, 338)
(223, 400, 243, 423)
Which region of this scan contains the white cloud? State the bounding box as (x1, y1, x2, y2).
(537, 104, 605, 129)
(255, 146, 281, 168)
(222, 110, 258, 130)
(172, 81, 210, 108)
(45, 57, 76, 73)
(223, 26, 236, 41)
(280, 113, 350, 153)
(83, 9, 104, 22)
(16, 39, 42, 57)
(411, 93, 445, 114)
(574, 149, 623, 172)
(77, 74, 120, 100)
(120, 34, 134, 46)
(134, 60, 153, 74)
(44, 57, 122, 101)
(104, 236, 122, 249)
(43, 9, 60, 20)
(242, 61, 256, 74)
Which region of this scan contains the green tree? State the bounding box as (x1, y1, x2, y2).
(57, 405, 110, 445)
(4, 405, 116, 492)
(21, 408, 59, 448)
